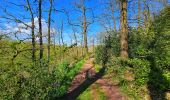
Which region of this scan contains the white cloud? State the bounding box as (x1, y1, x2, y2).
(1, 17, 56, 42)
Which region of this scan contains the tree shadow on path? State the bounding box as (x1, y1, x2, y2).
(56, 67, 106, 100)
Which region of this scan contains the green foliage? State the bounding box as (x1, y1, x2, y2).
(0, 59, 85, 100)
(77, 82, 107, 100)
(94, 64, 102, 72)
(106, 57, 150, 99)
(107, 57, 150, 86)
(94, 45, 105, 65)
(128, 28, 153, 58)
(105, 6, 170, 99)
(128, 58, 150, 86)
(95, 31, 120, 66)
(146, 6, 170, 92)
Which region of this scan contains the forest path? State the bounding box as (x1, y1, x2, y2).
(62, 57, 126, 100)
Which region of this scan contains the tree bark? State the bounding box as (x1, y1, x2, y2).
(38, 0, 43, 60)
(72, 27, 78, 56)
(143, 0, 151, 27)
(26, 0, 36, 62)
(82, 6, 88, 53)
(138, 0, 141, 29)
(60, 20, 64, 45)
(109, 0, 117, 31)
(47, 0, 52, 62)
(120, 0, 128, 58)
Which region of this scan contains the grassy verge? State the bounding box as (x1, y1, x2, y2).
(52, 58, 86, 98)
(67, 59, 86, 80)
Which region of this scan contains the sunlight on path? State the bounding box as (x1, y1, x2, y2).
(65, 57, 126, 100)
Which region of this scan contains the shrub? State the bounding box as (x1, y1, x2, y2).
(94, 45, 105, 65)
(0, 59, 85, 100)
(107, 57, 150, 86)
(128, 58, 150, 86)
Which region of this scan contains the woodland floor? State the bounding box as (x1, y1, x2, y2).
(60, 58, 126, 100)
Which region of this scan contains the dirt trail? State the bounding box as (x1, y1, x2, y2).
(65, 58, 126, 100)
(67, 58, 96, 93)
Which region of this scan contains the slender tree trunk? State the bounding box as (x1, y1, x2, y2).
(60, 20, 64, 45)
(47, 0, 52, 62)
(120, 0, 128, 58)
(53, 33, 57, 65)
(39, 0, 43, 60)
(82, 7, 88, 53)
(26, 0, 36, 62)
(162, 0, 168, 6)
(81, 34, 84, 56)
(112, 14, 117, 31)
(72, 27, 78, 56)
(143, 0, 151, 27)
(92, 33, 95, 53)
(138, 0, 141, 29)
(110, 0, 117, 31)
(31, 15, 35, 62)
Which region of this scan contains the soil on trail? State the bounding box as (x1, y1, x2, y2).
(62, 58, 126, 100)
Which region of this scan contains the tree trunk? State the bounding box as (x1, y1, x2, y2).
(109, 0, 117, 31)
(120, 0, 128, 58)
(138, 0, 141, 29)
(47, 0, 52, 62)
(143, 0, 151, 27)
(39, 0, 43, 60)
(81, 34, 84, 56)
(72, 27, 78, 56)
(26, 0, 36, 62)
(31, 14, 35, 62)
(162, 0, 168, 6)
(82, 7, 88, 53)
(61, 20, 64, 45)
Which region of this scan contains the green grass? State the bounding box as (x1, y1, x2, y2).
(120, 83, 139, 100)
(77, 88, 93, 100)
(94, 64, 102, 73)
(95, 84, 107, 100)
(68, 59, 86, 79)
(77, 83, 107, 100)
(76, 60, 107, 100)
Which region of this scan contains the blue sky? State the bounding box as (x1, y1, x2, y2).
(0, 0, 169, 45)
